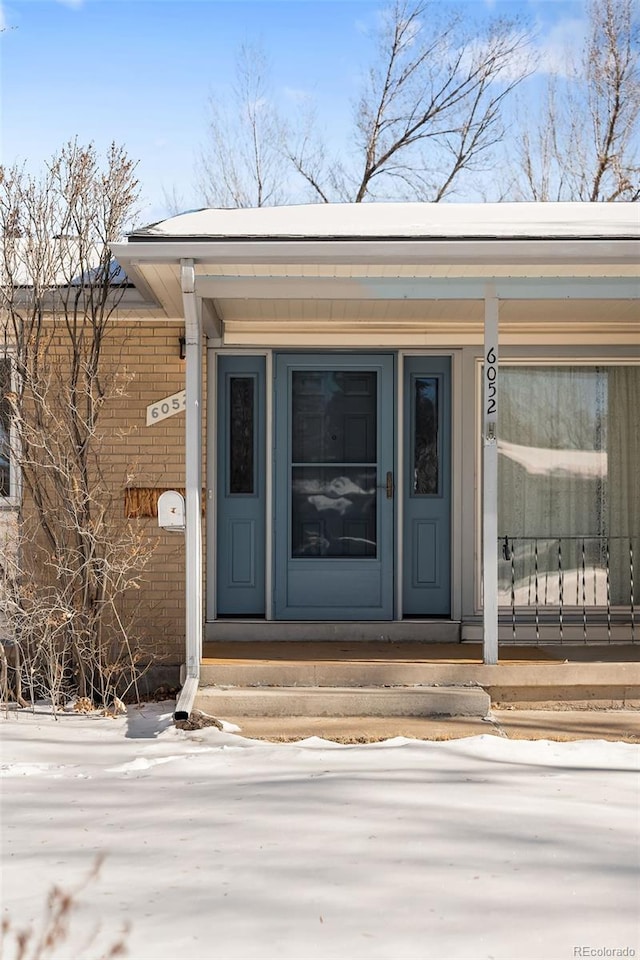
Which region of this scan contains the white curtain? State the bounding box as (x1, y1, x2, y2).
(497, 366, 640, 607)
(608, 367, 640, 603)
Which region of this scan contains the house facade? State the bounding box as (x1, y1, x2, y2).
(108, 202, 640, 698)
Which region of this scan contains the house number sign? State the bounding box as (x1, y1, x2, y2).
(485, 346, 498, 417)
(483, 296, 498, 443)
(146, 389, 186, 426)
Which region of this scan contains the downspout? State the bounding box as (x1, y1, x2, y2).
(174, 259, 203, 720)
(482, 285, 499, 665)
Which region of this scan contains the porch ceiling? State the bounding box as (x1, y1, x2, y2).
(127, 260, 640, 343)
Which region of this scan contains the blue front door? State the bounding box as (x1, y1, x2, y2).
(274, 354, 395, 620)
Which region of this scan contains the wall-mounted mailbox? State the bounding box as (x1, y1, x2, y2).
(158, 490, 186, 532)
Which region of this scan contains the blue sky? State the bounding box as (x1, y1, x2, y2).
(1, 0, 591, 222)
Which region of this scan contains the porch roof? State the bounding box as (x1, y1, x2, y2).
(110, 202, 639, 343)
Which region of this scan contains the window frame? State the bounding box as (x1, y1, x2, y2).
(474, 356, 640, 613)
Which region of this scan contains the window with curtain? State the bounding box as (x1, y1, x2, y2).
(497, 365, 640, 607)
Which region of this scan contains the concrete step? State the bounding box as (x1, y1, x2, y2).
(193, 685, 491, 718)
(199, 660, 639, 705)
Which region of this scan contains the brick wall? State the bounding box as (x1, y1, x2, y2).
(100, 319, 206, 665)
(3, 316, 203, 668)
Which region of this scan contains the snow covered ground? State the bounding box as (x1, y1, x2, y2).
(1, 703, 638, 960)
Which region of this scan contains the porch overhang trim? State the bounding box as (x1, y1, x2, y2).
(193, 276, 639, 301)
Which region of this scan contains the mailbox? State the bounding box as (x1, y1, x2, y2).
(157, 490, 185, 532)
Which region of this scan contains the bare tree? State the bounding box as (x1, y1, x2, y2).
(196, 43, 290, 208)
(194, 2, 532, 208)
(290, 1, 532, 203)
(510, 0, 639, 201)
(0, 142, 157, 710)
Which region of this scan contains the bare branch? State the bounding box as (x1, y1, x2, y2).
(509, 0, 639, 201)
(195, 43, 290, 208)
(289, 1, 533, 202)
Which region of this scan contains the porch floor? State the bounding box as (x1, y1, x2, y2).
(202, 640, 640, 665)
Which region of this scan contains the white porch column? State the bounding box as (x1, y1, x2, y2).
(181, 259, 203, 682)
(483, 287, 499, 664)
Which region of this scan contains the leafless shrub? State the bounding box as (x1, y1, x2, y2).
(0, 141, 159, 711)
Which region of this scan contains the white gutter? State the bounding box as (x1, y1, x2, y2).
(174, 259, 203, 721)
(111, 237, 640, 268)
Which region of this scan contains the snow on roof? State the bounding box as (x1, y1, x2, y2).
(132, 202, 640, 241)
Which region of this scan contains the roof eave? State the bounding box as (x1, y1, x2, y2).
(111, 236, 640, 267)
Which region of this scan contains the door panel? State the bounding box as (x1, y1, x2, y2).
(415, 520, 438, 583)
(229, 520, 258, 584)
(216, 356, 266, 615)
(403, 357, 451, 616)
(275, 354, 394, 620)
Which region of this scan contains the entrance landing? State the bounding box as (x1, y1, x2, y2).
(205, 621, 461, 643)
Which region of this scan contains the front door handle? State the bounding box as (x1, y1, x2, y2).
(386, 471, 394, 499)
